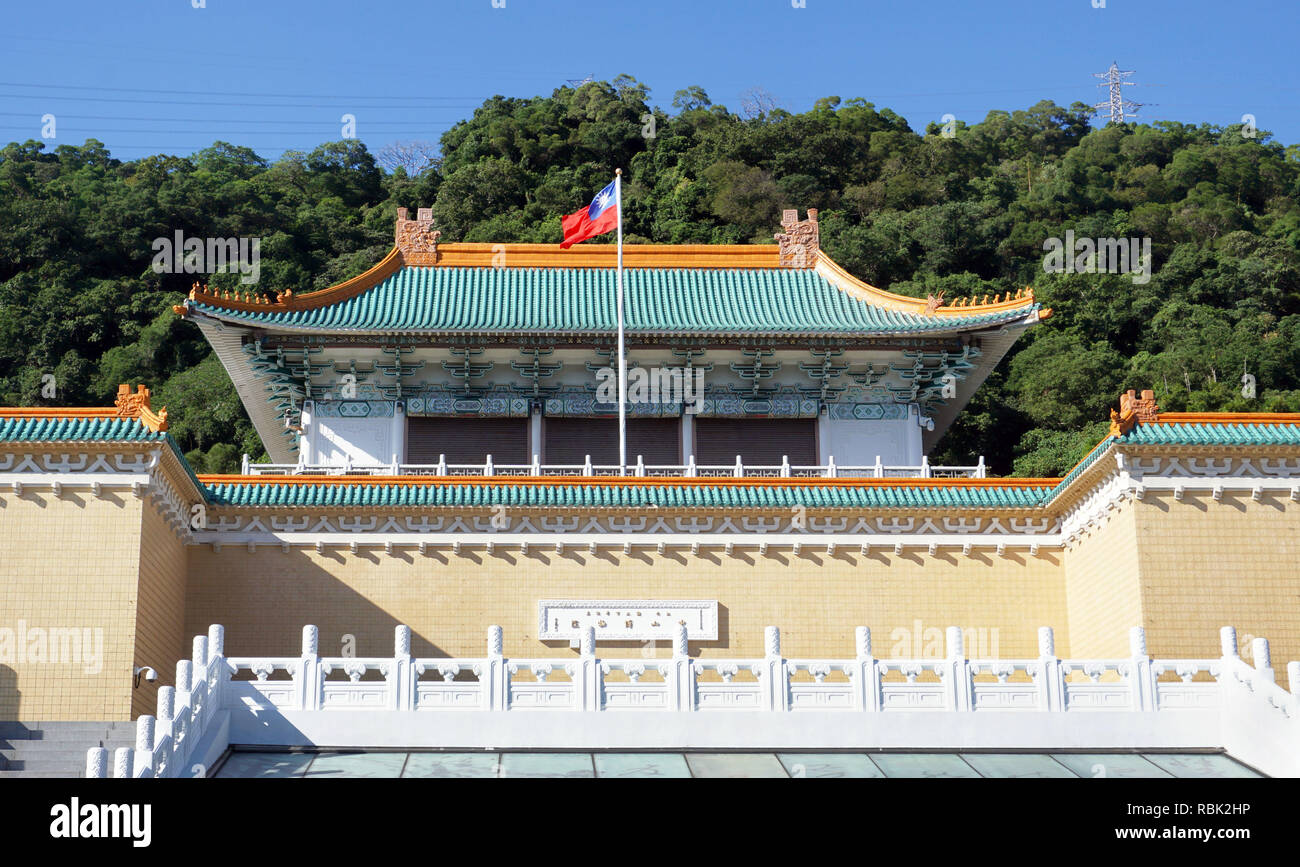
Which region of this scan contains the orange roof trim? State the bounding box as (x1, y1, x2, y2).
(1154, 412, 1300, 426)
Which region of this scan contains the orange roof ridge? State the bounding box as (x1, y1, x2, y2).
(814, 255, 1037, 317)
(0, 407, 120, 418)
(0, 384, 168, 432)
(198, 474, 1058, 489)
(1154, 412, 1300, 425)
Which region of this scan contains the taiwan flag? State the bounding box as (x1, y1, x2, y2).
(560, 179, 618, 248)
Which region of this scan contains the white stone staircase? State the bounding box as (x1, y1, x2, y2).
(1, 721, 135, 778)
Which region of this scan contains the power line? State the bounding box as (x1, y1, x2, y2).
(0, 80, 483, 102)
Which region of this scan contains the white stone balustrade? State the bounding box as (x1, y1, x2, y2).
(241, 456, 987, 479)
(91, 622, 1300, 778)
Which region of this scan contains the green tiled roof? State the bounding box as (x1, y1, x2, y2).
(0, 415, 207, 496)
(1043, 435, 1117, 502)
(0, 416, 168, 442)
(203, 481, 1052, 509)
(1120, 422, 1300, 446)
(192, 267, 1037, 335)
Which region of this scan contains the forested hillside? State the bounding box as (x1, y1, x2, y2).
(2, 76, 1298, 475)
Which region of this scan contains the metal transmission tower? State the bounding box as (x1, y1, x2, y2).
(1092, 62, 1144, 124)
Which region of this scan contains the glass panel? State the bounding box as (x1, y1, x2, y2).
(402, 752, 502, 778)
(1050, 753, 1172, 778)
(777, 753, 885, 778)
(869, 753, 981, 778)
(593, 753, 692, 778)
(960, 753, 1075, 778)
(1141, 753, 1263, 778)
(498, 752, 594, 778)
(685, 753, 789, 778)
(302, 751, 408, 778)
(214, 751, 315, 778)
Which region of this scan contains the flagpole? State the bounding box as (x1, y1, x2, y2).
(615, 168, 626, 476)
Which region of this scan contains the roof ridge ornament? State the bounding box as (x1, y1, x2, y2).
(396, 206, 441, 260)
(775, 209, 819, 268)
(1109, 388, 1159, 437)
(115, 383, 169, 433)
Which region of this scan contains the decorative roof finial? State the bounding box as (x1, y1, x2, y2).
(114, 384, 169, 433)
(395, 206, 441, 260)
(775, 209, 819, 268)
(1108, 388, 1159, 437)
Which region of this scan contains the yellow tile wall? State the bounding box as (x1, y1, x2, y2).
(1134, 490, 1300, 686)
(132, 505, 189, 718)
(1063, 499, 1145, 658)
(183, 543, 1067, 661)
(0, 491, 143, 720)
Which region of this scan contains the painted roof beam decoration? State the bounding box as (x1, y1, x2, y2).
(510, 347, 562, 405)
(729, 348, 782, 398)
(798, 348, 849, 404)
(442, 347, 493, 397)
(375, 346, 426, 400)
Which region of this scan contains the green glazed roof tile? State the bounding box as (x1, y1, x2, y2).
(0, 416, 167, 443)
(201, 481, 1053, 509)
(1120, 422, 1300, 446)
(193, 267, 1037, 335)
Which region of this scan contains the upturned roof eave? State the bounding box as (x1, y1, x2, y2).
(182, 305, 1042, 342)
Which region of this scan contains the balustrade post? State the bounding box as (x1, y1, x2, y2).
(761, 627, 787, 712)
(976, 455, 987, 479)
(921, 455, 931, 478)
(394, 625, 412, 711)
(1288, 661, 1300, 697)
(437, 454, 447, 475)
(826, 455, 837, 479)
(241, 453, 250, 475)
(134, 715, 156, 778)
(1129, 626, 1156, 711)
(155, 686, 175, 777)
(113, 746, 134, 779)
(1037, 627, 1064, 712)
(944, 627, 973, 712)
(85, 747, 108, 779)
(208, 624, 227, 709)
(174, 660, 193, 738)
(531, 454, 540, 476)
(734, 456, 744, 478)
(175, 659, 192, 695)
(576, 627, 601, 711)
(780, 455, 790, 478)
(192, 635, 208, 679)
(874, 455, 883, 478)
(484, 454, 494, 476)
(635, 455, 645, 477)
(1251, 637, 1275, 684)
(668, 623, 695, 712)
(301, 625, 320, 711)
(486, 626, 507, 711)
(686, 455, 697, 477)
(582, 455, 593, 477)
(852, 627, 880, 712)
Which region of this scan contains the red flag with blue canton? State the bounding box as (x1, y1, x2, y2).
(560, 180, 618, 248)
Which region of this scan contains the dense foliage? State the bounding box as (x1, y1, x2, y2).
(2, 76, 1298, 475)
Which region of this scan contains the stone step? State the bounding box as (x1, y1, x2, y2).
(3, 738, 135, 754)
(0, 722, 134, 741)
(4, 755, 105, 772)
(0, 769, 82, 779)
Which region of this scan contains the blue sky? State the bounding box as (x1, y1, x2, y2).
(1, 0, 1297, 162)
